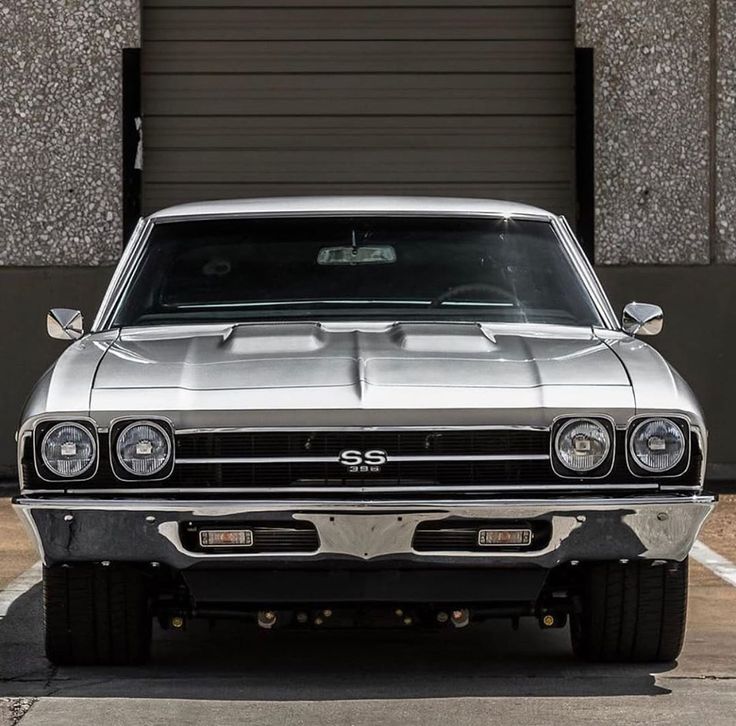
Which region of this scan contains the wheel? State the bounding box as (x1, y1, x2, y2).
(43, 564, 152, 666)
(570, 559, 688, 663)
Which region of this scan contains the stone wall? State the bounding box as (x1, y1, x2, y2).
(0, 1, 139, 266)
(717, 0, 736, 262)
(576, 0, 713, 264)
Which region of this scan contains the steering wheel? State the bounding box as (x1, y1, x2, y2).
(431, 283, 520, 308)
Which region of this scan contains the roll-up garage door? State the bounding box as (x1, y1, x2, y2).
(141, 1, 576, 216)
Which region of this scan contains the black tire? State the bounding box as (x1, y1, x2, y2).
(570, 559, 688, 663)
(44, 564, 152, 666)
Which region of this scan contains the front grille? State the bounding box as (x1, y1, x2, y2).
(176, 429, 549, 459)
(21, 428, 703, 496)
(170, 459, 556, 488)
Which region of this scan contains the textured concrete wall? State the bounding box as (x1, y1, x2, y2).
(717, 0, 736, 262)
(0, 1, 139, 266)
(576, 0, 712, 265)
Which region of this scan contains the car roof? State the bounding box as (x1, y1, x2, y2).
(148, 196, 556, 221)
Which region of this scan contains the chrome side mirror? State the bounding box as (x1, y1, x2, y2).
(47, 308, 84, 341)
(622, 302, 663, 337)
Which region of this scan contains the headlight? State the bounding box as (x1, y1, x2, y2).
(41, 422, 96, 478)
(629, 418, 685, 472)
(116, 421, 172, 477)
(555, 418, 611, 473)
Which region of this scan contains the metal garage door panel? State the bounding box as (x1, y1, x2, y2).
(144, 7, 573, 41)
(141, 1, 575, 217)
(143, 116, 573, 150)
(145, 74, 573, 117)
(145, 148, 572, 184)
(143, 40, 573, 75)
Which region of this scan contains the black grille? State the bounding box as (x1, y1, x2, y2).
(162, 459, 557, 488)
(176, 429, 549, 459)
(413, 528, 480, 551)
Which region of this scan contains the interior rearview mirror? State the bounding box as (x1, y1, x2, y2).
(47, 308, 84, 341)
(622, 302, 663, 337)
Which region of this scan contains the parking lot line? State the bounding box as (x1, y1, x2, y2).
(0, 561, 41, 619)
(691, 540, 736, 588)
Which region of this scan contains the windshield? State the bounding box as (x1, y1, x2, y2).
(112, 216, 602, 327)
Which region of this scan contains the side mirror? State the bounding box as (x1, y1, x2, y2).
(622, 302, 663, 337)
(47, 308, 84, 341)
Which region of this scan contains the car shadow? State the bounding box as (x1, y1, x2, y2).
(0, 584, 673, 700)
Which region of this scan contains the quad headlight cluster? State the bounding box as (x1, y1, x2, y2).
(553, 416, 689, 477)
(36, 418, 173, 481)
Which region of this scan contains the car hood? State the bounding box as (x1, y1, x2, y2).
(82, 322, 636, 425)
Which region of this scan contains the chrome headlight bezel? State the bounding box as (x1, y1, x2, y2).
(34, 419, 99, 482)
(627, 417, 690, 476)
(110, 418, 175, 481)
(551, 416, 615, 478)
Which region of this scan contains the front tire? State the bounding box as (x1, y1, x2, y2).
(570, 559, 688, 663)
(44, 564, 152, 666)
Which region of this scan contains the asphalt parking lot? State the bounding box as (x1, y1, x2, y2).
(0, 496, 735, 725)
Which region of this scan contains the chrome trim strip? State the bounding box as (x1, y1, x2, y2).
(693, 425, 708, 485)
(17, 431, 31, 490)
(60, 483, 661, 495)
(176, 425, 550, 435)
(151, 210, 554, 225)
(175, 453, 550, 465)
(553, 216, 619, 330)
(14, 494, 715, 512)
(92, 217, 153, 332)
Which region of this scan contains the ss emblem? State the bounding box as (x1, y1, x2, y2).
(338, 449, 388, 472)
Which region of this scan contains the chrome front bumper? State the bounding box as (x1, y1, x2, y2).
(13, 495, 715, 569)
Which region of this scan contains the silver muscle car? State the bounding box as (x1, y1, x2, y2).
(14, 197, 714, 665)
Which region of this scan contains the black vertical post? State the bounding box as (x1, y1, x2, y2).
(575, 48, 595, 263)
(122, 48, 142, 247)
